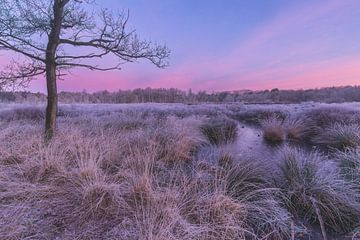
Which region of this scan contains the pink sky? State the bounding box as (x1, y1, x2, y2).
(1, 0, 360, 93)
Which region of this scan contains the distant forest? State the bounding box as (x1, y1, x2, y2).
(1, 86, 360, 104)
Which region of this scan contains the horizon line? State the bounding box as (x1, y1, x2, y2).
(6, 84, 360, 95)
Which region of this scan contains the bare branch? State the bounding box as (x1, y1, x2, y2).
(0, 0, 170, 89)
(0, 0, 48, 63)
(57, 62, 122, 71)
(58, 8, 170, 68)
(56, 50, 110, 60)
(0, 40, 46, 62)
(0, 60, 45, 88)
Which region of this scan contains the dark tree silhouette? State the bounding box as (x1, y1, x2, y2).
(0, 0, 170, 139)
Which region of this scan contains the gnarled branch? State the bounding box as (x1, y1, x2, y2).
(0, 60, 45, 89)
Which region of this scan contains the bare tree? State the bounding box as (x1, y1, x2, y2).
(0, 0, 170, 139)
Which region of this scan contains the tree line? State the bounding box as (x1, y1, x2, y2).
(1, 86, 360, 104)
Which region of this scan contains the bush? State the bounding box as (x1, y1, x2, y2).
(201, 117, 238, 146)
(277, 147, 360, 235)
(261, 117, 286, 144)
(312, 123, 360, 150)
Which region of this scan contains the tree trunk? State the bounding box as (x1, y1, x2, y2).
(44, 0, 65, 141)
(45, 61, 58, 141)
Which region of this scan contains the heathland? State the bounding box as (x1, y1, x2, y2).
(1, 102, 360, 239)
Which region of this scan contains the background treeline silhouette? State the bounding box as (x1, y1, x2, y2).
(1, 86, 360, 104)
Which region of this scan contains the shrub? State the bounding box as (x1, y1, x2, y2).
(201, 117, 238, 146)
(312, 123, 360, 150)
(261, 117, 286, 144)
(277, 147, 360, 235)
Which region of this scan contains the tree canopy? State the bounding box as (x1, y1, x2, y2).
(0, 0, 170, 88)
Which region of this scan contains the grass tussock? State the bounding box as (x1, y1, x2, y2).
(304, 106, 360, 128)
(312, 123, 360, 150)
(284, 117, 312, 142)
(278, 147, 360, 234)
(335, 147, 360, 184)
(201, 117, 238, 146)
(151, 116, 206, 162)
(261, 117, 286, 144)
(224, 160, 292, 239)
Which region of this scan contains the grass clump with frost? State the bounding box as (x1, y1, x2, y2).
(277, 147, 360, 236)
(201, 117, 238, 146)
(335, 147, 360, 184)
(283, 117, 313, 142)
(312, 123, 360, 150)
(261, 117, 286, 144)
(224, 160, 292, 239)
(304, 106, 360, 129)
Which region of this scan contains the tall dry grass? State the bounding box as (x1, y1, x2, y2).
(0, 109, 289, 239)
(1, 104, 360, 239)
(261, 117, 286, 144)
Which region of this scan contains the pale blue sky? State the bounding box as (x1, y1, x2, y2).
(25, 0, 360, 92)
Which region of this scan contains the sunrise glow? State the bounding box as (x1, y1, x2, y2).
(3, 0, 360, 92)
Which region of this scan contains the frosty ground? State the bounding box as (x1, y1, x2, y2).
(1, 102, 360, 239)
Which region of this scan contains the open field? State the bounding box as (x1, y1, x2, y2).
(1, 102, 360, 239)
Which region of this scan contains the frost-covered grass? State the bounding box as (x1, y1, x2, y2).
(277, 147, 360, 235)
(312, 123, 360, 150)
(261, 117, 286, 144)
(1, 102, 360, 239)
(335, 147, 360, 184)
(201, 117, 238, 145)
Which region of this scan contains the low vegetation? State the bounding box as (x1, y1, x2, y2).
(284, 117, 311, 142)
(312, 123, 360, 150)
(231, 107, 288, 125)
(277, 147, 360, 237)
(261, 117, 286, 144)
(335, 147, 360, 184)
(200, 117, 238, 145)
(0, 106, 44, 122)
(1, 103, 360, 239)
